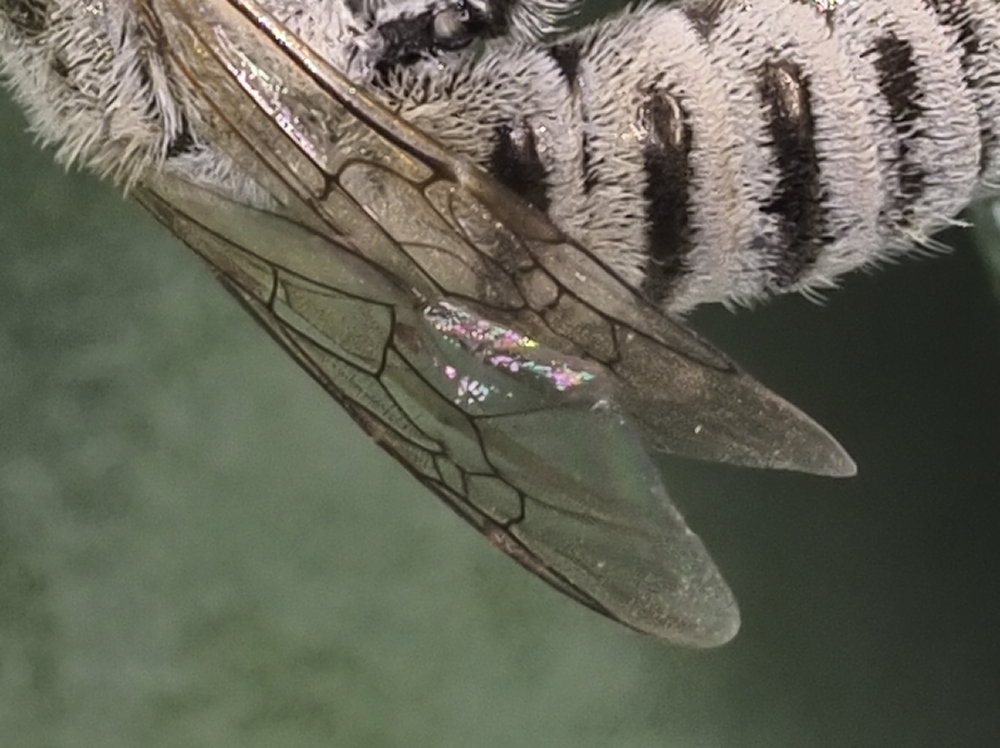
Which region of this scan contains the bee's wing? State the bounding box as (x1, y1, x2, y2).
(146, 0, 854, 478)
(134, 0, 855, 645)
(137, 174, 739, 646)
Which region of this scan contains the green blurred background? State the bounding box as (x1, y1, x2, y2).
(2, 18, 1000, 747)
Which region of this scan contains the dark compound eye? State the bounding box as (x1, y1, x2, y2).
(1, 0, 50, 36)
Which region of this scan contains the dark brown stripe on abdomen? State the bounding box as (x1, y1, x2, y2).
(757, 59, 828, 287)
(488, 122, 550, 212)
(638, 89, 695, 303)
(870, 33, 927, 227)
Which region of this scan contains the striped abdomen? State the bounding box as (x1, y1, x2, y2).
(398, 0, 1000, 312)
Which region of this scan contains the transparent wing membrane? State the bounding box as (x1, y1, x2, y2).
(134, 0, 856, 644)
(138, 178, 738, 644)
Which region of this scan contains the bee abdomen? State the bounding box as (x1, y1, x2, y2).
(565, 0, 999, 311)
(402, 0, 1000, 312)
(611, 0, 995, 311)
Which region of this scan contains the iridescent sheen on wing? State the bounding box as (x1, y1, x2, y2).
(425, 301, 597, 407)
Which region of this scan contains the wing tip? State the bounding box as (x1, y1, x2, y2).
(630, 573, 742, 648)
(686, 603, 742, 649)
(778, 411, 858, 478)
(812, 441, 858, 478)
(640, 596, 741, 648)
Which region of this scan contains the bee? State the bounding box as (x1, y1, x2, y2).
(0, 0, 996, 647)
